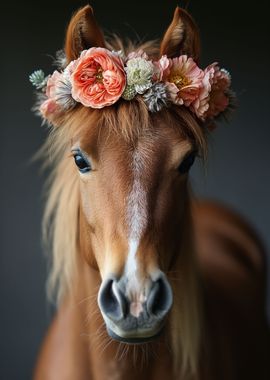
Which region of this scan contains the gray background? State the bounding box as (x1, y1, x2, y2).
(1, 0, 269, 379)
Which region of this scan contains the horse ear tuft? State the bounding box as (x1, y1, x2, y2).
(65, 5, 106, 63)
(160, 7, 200, 63)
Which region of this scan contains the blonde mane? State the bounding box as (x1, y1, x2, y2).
(42, 38, 207, 376)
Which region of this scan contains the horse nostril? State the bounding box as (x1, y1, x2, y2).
(147, 274, 173, 318)
(98, 278, 127, 321)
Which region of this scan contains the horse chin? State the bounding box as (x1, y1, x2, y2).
(106, 326, 163, 345)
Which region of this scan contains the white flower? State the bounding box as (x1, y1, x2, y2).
(125, 57, 154, 94)
(112, 50, 125, 60)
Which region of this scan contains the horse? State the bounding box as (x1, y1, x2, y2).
(33, 5, 270, 380)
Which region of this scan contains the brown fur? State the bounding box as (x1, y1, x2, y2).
(33, 6, 270, 380)
(65, 5, 105, 62)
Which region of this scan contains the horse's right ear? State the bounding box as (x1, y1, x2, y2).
(65, 5, 105, 63)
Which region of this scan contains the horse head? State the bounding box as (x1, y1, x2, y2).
(32, 4, 233, 371)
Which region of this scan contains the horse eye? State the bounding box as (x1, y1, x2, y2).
(178, 152, 196, 174)
(73, 153, 91, 173)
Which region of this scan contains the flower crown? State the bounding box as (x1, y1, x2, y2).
(30, 47, 234, 121)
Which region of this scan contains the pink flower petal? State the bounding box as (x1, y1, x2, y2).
(40, 98, 59, 119)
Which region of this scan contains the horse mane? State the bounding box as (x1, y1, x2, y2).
(42, 36, 207, 376)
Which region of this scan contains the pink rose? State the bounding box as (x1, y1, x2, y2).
(46, 70, 62, 99)
(39, 71, 63, 119)
(204, 64, 231, 119)
(40, 98, 59, 119)
(39, 70, 64, 119)
(71, 48, 126, 108)
(162, 55, 204, 106)
(126, 49, 149, 60)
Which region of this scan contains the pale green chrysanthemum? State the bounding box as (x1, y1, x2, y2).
(29, 70, 49, 90)
(125, 57, 154, 94)
(122, 84, 136, 100)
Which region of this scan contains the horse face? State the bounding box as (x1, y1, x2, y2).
(75, 111, 196, 342)
(60, 4, 202, 343)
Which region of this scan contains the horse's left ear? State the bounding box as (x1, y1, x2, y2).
(65, 5, 106, 63)
(160, 6, 200, 62)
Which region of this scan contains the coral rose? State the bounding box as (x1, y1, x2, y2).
(71, 48, 126, 108)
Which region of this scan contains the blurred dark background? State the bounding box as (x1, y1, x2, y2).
(1, 0, 269, 378)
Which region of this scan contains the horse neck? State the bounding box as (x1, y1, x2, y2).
(71, 197, 201, 380)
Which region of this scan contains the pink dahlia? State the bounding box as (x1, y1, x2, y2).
(162, 55, 204, 106)
(71, 48, 126, 108)
(203, 64, 231, 119)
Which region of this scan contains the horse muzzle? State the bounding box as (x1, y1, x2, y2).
(98, 272, 173, 343)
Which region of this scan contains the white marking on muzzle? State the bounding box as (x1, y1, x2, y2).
(125, 239, 139, 278)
